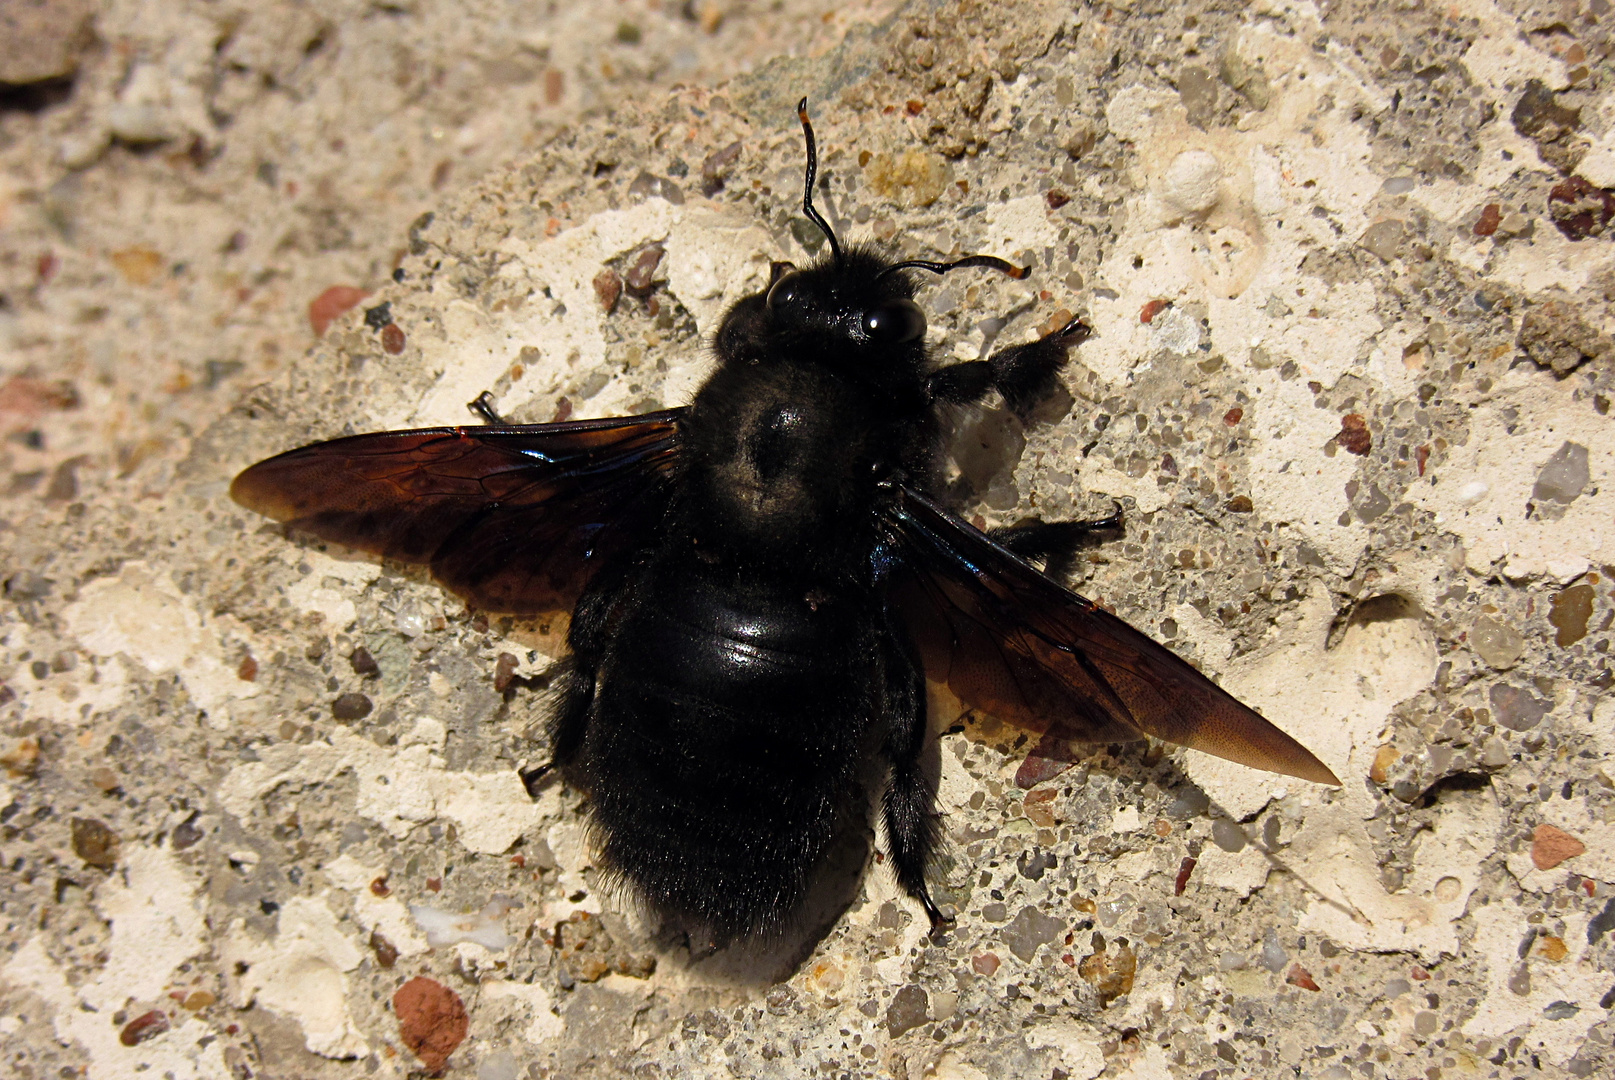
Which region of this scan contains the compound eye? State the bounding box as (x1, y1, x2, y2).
(863, 299, 927, 344)
(766, 271, 808, 317)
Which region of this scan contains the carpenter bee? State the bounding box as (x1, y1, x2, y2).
(232, 100, 1339, 943)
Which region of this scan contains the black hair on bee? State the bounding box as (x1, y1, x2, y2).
(232, 98, 1339, 944)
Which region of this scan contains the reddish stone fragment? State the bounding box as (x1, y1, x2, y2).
(1548, 176, 1615, 241)
(380, 322, 406, 354)
(393, 976, 467, 1072)
(1415, 444, 1431, 476)
(370, 929, 398, 969)
(623, 244, 664, 296)
(1473, 203, 1502, 236)
(0, 375, 80, 417)
(1223, 407, 1243, 426)
(971, 952, 1000, 976)
(1045, 189, 1071, 210)
(1286, 963, 1320, 991)
(1174, 856, 1197, 896)
(237, 654, 258, 682)
(594, 268, 622, 313)
(119, 1009, 170, 1046)
(1532, 824, 1586, 871)
(369, 875, 391, 897)
(905, 99, 926, 115)
(1337, 413, 1372, 456)
(494, 652, 520, 693)
(309, 285, 368, 336)
(1023, 787, 1059, 827)
(1140, 298, 1169, 324)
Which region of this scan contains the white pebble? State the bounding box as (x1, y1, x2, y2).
(1456, 479, 1489, 506)
(410, 895, 522, 950)
(1159, 149, 1223, 218)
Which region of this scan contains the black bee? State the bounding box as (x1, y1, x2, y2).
(232, 100, 1339, 943)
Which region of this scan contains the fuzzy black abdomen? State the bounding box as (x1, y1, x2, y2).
(573, 560, 878, 937)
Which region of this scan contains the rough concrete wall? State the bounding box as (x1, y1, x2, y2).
(3, 1, 1614, 1078)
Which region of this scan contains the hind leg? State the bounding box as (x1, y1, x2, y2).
(523, 571, 625, 796)
(878, 613, 947, 933)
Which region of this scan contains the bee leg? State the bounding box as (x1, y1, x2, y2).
(987, 506, 1122, 579)
(519, 760, 554, 796)
(467, 391, 507, 425)
(879, 618, 951, 936)
(925, 316, 1091, 417)
(544, 579, 619, 782)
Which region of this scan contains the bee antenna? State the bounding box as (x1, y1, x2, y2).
(875, 254, 1031, 283)
(796, 98, 843, 263)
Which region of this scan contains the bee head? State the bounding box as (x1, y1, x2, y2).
(714, 100, 1032, 375)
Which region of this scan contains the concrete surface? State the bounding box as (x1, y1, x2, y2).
(3, 1, 1614, 1078)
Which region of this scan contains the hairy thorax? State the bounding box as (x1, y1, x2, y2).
(680, 359, 906, 564)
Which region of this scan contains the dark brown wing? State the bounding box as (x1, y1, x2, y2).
(882, 485, 1339, 787)
(230, 410, 682, 615)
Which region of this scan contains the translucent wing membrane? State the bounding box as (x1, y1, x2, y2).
(882, 486, 1340, 787)
(230, 411, 683, 615)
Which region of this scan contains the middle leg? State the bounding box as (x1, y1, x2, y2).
(987, 507, 1122, 580)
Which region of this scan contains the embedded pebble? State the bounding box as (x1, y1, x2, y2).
(1532, 441, 1590, 504)
(118, 1010, 170, 1047)
(1078, 934, 1137, 1004)
(885, 984, 929, 1037)
(308, 285, 369, 336)
(1548, 584, 1594, 647)
(349, 647, 379, 677)
(864, 150, 953, 208)
(1211, 818, 1248, 853)
(1001, 905, 1065, 962)
(1470, 617, 1525, 668)
(1531, 824, 1586, 871)
(1489, 683, 1550, 731)
(71, 817, 118, 869)
(0, 0, 93, 83)
(551, 910, 656, 982)
(1165, 785, 1210, 819)
(394, 599, 427, 637)
(1158, 149, 1223, 218)
(1358, 219, 1404, 260)
(394, 976, 468, 1072)
(410, 897, 521, 951)
(331, 692, 373, 721)
(1260, 929, 1288, 973)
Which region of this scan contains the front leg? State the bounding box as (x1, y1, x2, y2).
(927, 315, 1091, 416)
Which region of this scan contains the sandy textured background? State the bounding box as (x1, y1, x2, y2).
(3, 1, 1614, 1077)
